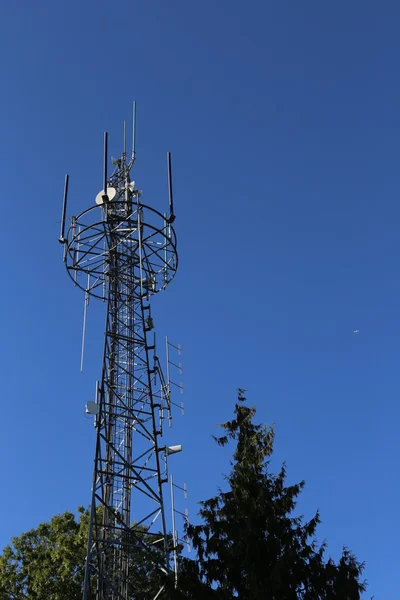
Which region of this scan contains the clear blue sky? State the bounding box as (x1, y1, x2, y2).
(0, 1, 399, 596)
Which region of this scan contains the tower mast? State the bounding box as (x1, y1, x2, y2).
(60, 105, 179, 599)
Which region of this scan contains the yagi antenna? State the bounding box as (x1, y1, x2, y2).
(167, 152, 175, 223)
(59, 174, 69, 244)
(102, 132, 108, 202)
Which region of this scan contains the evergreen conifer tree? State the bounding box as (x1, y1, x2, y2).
(174, 390, 366, 599)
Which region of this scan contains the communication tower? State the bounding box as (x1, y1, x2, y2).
(59, 104, 182, 599)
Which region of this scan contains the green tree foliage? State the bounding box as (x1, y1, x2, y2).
(0, 507, 88, 599)
(174, 390, 367, 599)
(0, 508, 164, 600)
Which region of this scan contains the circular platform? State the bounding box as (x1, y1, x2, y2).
(65, 202, 178, 300)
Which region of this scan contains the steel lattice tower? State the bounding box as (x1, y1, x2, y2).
(59, 106, 179, 600)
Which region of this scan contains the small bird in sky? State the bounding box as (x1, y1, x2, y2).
(353, 329, 360, 334)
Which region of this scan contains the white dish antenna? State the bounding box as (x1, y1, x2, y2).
(95, 186, 117, 205)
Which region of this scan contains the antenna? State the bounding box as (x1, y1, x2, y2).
(167, 152, 175, 223)
(132, 100, 136, 160)
(59, 174, 69, 243)
(166, 337, 184, 413)
(165, 336, 174, 425)
(71, 217, 77, 282)
(170, 474, 190, 588)
(170, 474, 178, 588)
(103, 132, 108, 201)
(123, 120, 127, 159)
(163, 214, 168, 286)
(80, 273, 90, 372)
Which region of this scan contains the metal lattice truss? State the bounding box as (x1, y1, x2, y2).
(64, 166, 178, 599)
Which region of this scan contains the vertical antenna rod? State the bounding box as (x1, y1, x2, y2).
(80, 274, 90, 372)
(167, 152, 175, 222)
(59, 174, 69, 243)
(103, 132, 108, 199)
(132, 100, 137, 160)
(170, 474, 178, 589)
